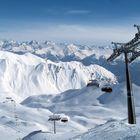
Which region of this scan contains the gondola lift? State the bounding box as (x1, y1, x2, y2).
(101, 84, 112, 93)
(61, 117, 69, 123)
(87, 80, 99, 87)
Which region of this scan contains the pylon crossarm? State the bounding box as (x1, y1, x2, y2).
(124, 38, 140, 52)
(111, 42, 125, 46)
(107, 43, 125, 61)
(129, 51, 140, 63)
(107, 51, 121, 61)
(134, 24, 140, 33)
(108, 36, 140, 62)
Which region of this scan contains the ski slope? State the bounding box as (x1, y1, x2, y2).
(21, 83, 140, 140)
(71, 120, 140, 140)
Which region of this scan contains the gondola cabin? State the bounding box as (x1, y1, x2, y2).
(101, 85, 112, 93)
(87, 80, 99, 87)
(61, 117, 69, 123)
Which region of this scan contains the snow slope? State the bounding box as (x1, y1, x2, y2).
(23, 120, 140, 140)
(22, 83, 140, 129)
(0, 98, 87, 140)
(71, 120, 140, 140)
(21, 83, 140, 140)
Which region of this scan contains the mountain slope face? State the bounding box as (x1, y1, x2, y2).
(1, 40, 140, 85)
(0, 40, 113, 61)
(0, 50, 116, 101)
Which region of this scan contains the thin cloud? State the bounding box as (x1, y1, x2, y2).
(0, 24, 136, 45)
(67, 10, 91, 14)
(41, 25, 135, 45)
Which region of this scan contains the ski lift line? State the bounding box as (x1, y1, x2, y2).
(1, 123, 24, 134)
(2, 97, 21, 138)
(48, 114, 69, 134)
(48, 114, 61, 134)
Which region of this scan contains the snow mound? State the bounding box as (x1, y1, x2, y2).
(71, 120, 140, 140)
(22, 120, 140, 140)
(22, 131, 80, 140)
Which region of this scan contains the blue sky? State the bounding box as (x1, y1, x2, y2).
(0, 0, 140, 45)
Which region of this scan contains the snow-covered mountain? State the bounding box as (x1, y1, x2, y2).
(0, 40, 113, 61)
(0, 50, 116, 101)
(1, 40, 140, 85)
(0, 40, 140, 140)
